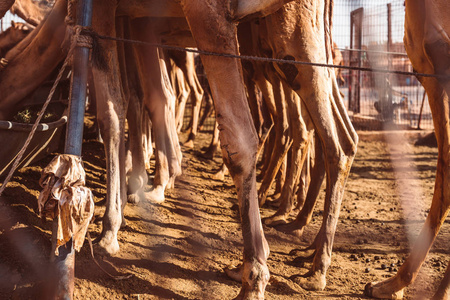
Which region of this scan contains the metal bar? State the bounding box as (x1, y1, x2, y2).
(336, 48, 409, 57)
(386, 3, 393, 120)
(54, 0, 93, 299)
(64, 0, 93, 155)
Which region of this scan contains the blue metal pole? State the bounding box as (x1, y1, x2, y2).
(53, 0, 93, 299)
(64, 0, 93, 155)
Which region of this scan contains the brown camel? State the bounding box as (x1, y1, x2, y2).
(226, 1, 358, 292)
(90, 2, 291, 298)
(365, 0, 450, 299)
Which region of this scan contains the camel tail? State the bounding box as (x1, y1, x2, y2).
(324, 0, 334, 64)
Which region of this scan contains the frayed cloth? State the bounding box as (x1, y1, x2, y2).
(38, 154, 94, 255)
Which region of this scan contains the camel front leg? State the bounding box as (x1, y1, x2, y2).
(91, 1, 125, 255)
(182, 1, 269, 298)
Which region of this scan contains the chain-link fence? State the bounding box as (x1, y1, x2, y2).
(333, 0, 432, 130)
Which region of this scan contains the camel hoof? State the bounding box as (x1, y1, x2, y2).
(364, 282, 404, 299)
(96, 234, 120, 256)
(127, 193, 140, 204)
(201, 147, 216, 160)
(278, 222, 304, 238)
(145, 185, 165, 203)
(233, 260, 269, 300)
(212, 171, 226, 181)
(225, 264, 243, 282)
(291, 272, 326, 291)
(263, 214, 289, 227)
(183, 139, 195, 149)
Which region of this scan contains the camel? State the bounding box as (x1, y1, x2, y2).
(226, 2, 358, 292)
(365, 0, 450, 299)
(1, 0, 357, 298)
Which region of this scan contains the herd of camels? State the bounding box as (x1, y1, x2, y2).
(0, 0, 449, 299)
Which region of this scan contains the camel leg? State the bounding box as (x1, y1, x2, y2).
(432, 260, 450, 300)
(182, 2, 269, 298)
(141, 110, 153, 170)
(124, 60, 148, 204)
(265, 91, 313, 226)
(91, 3, 126, 255)
(183, 52, 204, 149)
(295, 140, 313, 212)
(262, 1, 358, 290)
(202, 120, 220, 159)
(365, 68, 450, 300)
(281, 136, 325, 238)
(198, 92, 213, 131)
(131, 19, 182, 203)
(291, 71, 356, 291)
(365, 1, 450, 296)
(258, 72, 292, 207)
(174, 67, 190, 133)
(113, 17, 148, 206)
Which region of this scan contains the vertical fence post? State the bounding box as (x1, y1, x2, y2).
(53, 0, 93, 299)
(386, 3, 393, 121)
(349, 7, 363, 114)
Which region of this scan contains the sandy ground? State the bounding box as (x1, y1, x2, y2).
(0, 128, 448, 300)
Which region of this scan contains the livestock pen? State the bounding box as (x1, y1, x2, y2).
(0, 1, 446, 300)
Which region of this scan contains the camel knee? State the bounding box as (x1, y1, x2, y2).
(220, 130, 258, 177)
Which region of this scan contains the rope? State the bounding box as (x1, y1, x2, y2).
(87, 232, 133, 280)
(83, 29, 450, 80)
(0, 26, 84, 197)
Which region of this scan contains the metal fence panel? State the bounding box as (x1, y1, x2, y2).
(333, 0, 432, 130)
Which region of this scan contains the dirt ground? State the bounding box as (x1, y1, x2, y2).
(0, 127, 448, 299)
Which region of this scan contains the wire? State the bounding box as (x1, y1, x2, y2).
(83, 29, 450, 80)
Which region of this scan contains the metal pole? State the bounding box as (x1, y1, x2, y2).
(64, 0, 93, 155)
(53, 0, 93, 299)
(386, 3, 393, 120)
